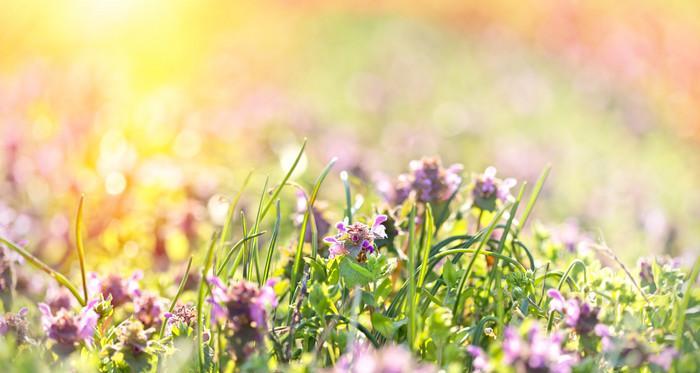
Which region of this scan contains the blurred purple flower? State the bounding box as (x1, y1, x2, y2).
(649, 348, 677, 370)
(113, 319, 153, 356)
(330, 343, 436, 373)
(547, 289, 601, 335)
(207, 276, 277, 361)
(388, 156, 462, 205)
(503, 324, 578, 373)
(38, 300, 98, 355)
(471, 167, 516, 211)
(133, 291, 167, 329)
(0, 307, 31, 344)
(88, 271, 142, 307)
(324, 215, 388, 262)
(467, 345, 492, 372)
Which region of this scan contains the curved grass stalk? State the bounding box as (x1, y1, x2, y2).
(556, 259, 587, 291)
(0, 236, 85, 306)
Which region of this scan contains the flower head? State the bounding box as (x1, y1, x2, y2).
(112, 319, 153, 356)
(467, 345, 492, 373)
(470, 167, 517, 211)
(389, 156, 462, 205)
(547, 289, 601, 335)
(503, 324, 578, 373)
(88, 271, 142, 307)
(330, 343, 436, 373)
(207, 277, 277, 362)
(323, 215, 388, 262)
(133, 291, 167, 329)
(38, 300, 98, 355)
(0, 307, 31, 344)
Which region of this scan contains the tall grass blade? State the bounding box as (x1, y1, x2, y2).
(259, 139, 307, 221)
(290, 158, 336, 303)
(406, 204, 417, 351)
(75, 195, 89, 305)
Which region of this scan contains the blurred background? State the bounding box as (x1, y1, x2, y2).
(1, 0, 699, 272)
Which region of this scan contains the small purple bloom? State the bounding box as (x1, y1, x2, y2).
(133, 291, 166, 329)
(207, 276, 277, 362)
(547, 289, 600, 335)
(323, 215, 389, 262)
(502, 323, 578, 373)
(329, 343, 436, 373)
(387, 156, 463, 205)
(88, 271, 142, 307)
(0, 307, 30, 344)
(39, 300, 98, 355)
(471, 167, 517, 211)
(467, 345, 491, 372)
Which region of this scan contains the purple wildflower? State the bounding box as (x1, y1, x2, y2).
(133, 291, 167, 329)
(323, 215, 388, 262)
(649, 348, 677, 370)
(389, 156, 462, 205)
(38, 300, 98, 355)
(164, 303, 196, 328)
(329, 343, 436, 373)
(547, 289, 601, 335)
(207, 276, 277, 362)
(44, 285, 75, 313)
(0, 307, 31, 344)
(471, 167, 517, 211)
(502, 324, 578, 373)
(467, 345, 492, 372)
(551, 219, 592, 254)
(88, 271, 142, 307)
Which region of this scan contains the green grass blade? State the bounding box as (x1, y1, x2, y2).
(340, 170, 352, 224)
(218, 170, 253, 254)
(75, 195, 89, 305)
(675, 256, 700, 355)
(159, 256, 193, 338)
(259, 138, 307, 221)
(290, 157, 336, 303)
(197, 232, 219, 372)
(451, 204, 510, 323)
(262, 200, 281, 284)
(417, 204, 434, 293)
(251, 177, 269, 285)
(406, 204, 417, 351)
(516, 164, 550, 234)
(216, 232, 266, 277)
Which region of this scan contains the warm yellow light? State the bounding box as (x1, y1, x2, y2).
(105, 171, 127, 195)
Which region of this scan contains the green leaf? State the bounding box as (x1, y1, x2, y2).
(371, 312, 394, 338)
(339, 256, 374, 288)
